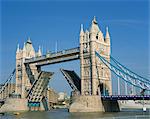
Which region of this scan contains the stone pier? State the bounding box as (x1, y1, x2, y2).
(69, 95, 120, 112)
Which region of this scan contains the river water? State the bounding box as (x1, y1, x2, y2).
(0, 109, 150, 119)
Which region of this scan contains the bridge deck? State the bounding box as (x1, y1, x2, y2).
(24, 47, 80, 66)
(60, 69, 81, 92)
(101, 95, 150, 100)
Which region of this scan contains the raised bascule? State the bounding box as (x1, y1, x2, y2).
(0, 17, 150, 113)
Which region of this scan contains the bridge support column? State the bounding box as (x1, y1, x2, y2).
(69, 95, 120, 112)
(90, 39, 97, 95)
(69, 95, 104, 112)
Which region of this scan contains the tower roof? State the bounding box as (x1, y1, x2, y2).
(27, 37, 32, 44)
(90, 16, 100, 33)
(93, 16, 97, 24)
(23, 37, 35, 57)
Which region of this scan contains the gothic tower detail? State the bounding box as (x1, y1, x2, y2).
(80, 17, 112, 95)
(16, 37, 40, 98)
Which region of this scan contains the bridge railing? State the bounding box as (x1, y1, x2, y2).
(101, 95, 150, 100)
(46, 47, 79, 58)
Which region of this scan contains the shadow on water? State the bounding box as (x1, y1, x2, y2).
(0, 109, 150, 119)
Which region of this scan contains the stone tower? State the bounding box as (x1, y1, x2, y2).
(80, 17, 112, 96)
(16, 38, 42, 98)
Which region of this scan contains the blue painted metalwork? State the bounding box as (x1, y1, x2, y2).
(0, 69, 16, 94)
(110, 56, 150, 84)
(95, 51, 150, 91)
(28, 102, 40, 107)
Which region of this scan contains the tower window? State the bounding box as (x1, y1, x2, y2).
(96, 35, 98, 39)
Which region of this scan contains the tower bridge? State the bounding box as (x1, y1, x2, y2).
(0, 17, 150, 113)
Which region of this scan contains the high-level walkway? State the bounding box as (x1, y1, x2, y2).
(25, 47, 80, 66)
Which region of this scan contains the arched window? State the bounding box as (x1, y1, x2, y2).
(96, 35, 98, 39)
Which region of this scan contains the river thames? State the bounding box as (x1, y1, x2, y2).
(0, 109, 150, 119)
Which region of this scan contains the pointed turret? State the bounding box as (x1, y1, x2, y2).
(80, 24, 84, 44)
(27, 37, 32, 44)
(90, 16, 100, 33)
(80, 24, 84, 36)
(98, 31, 104, 42)
(23, 42, 26, 51)
(38, 46, 42, 56)
(105, 27, 110, 44)
(93, 16, 97, 24)
(16, 44, 20, 53)
(85, 29, 89, 42)
(105, 27, 110, 39)
(25, 37, 35, 57)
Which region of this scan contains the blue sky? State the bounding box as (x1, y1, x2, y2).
(0, 0, 149, 94)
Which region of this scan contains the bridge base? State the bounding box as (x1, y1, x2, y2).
(0, 98, 28, 113)
(0, 98, 46, 113)
(69, 95, 120, 112)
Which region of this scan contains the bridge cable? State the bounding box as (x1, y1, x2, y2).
(95, 51, 150, 91)
(0, 69, 16, 98)
(110, 56, 150, 84)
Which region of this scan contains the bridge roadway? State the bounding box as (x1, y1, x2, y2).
(101, 95, 150, 100)
(24, 47, 80, 66)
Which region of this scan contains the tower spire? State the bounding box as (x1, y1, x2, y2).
(80, 24, 84, 36)
(27, 37, 32, 43)
(16, 44, 20, 53)
(38, 45, 42, 56)
(93, 16, 97, 24)
(23, 42, 26, 51)
(90, 16, 100, 33)
(105, 27, 110, 38)
(105, 26, 110, 44)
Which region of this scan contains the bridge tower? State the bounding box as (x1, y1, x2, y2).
(70, 17, 116, 112)
(80, 17, 112, 96)
(0, 39, 52, 112)
(16, 38, 41, 98)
